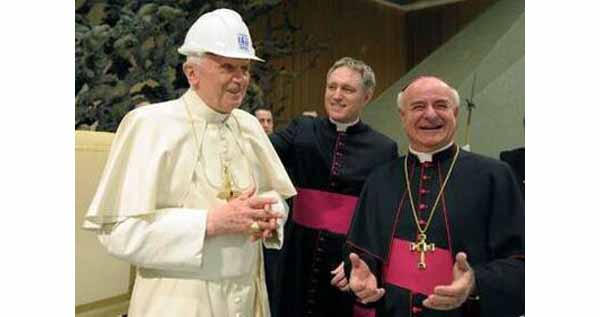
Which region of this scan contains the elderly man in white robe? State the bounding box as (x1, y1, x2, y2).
(83, 8, 296, 317)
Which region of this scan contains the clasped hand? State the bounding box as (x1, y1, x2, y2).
(207, 186, 281, 241)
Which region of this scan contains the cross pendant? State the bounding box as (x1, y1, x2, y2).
(217, 189, 234, 201)
(217, 177, 234, 201)
(410, 233, 435, 270)
(217, 165, 240, 201)
(217, 186, 241, 201)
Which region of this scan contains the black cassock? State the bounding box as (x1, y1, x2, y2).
(345, 145, 524, 317)
(500, 147, 525, 199)
(270, 116, 398, 317)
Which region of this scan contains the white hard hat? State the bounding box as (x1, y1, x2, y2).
(178, 8, 264, 62)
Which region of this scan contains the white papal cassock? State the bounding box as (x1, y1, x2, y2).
(83, 89, 296, 317)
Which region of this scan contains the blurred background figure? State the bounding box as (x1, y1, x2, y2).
(254, 108, 274, 134)
(500, 146, 525, 198)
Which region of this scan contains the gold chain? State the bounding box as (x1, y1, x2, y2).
(182, 97, 254, 200)
(403, 144, 460, 235)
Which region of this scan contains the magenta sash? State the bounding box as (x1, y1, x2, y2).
(292, 188, 358, 234)
(353, 304, 375, 317)
(383, 238, 453, 295)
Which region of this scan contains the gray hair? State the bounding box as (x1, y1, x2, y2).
(396, 77, 460, 110)
(326, 57, 376, 92)
(183, 54, 205, 67)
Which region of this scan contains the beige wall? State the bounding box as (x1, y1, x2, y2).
(75, 131, 131, 316)
(362, 0, 524, 158)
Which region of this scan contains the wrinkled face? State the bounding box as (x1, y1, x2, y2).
(324, 66, 372, 123)
(255, 109, 273, 134)
(399, 77, 459, 152)
(185, 53, 251, 113)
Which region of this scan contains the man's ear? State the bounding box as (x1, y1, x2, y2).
(364, 89, 374, 104)
(398, 104, 406, 119)
(183, 63, 198, 86)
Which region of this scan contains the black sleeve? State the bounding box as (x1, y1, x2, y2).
(474, 163, 525, 317)
(269, 117, 300, 161)
(342, 245, 382, 310)
(343, 169, 390, 299)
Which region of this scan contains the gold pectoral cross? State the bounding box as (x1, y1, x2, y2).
(217, 164, 241, 201)
(410, 233, 435, 270)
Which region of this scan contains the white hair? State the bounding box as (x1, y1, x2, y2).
(396, 78, 460, 110)
(183, 54, 206, 67)
(182, 54, 208, 86)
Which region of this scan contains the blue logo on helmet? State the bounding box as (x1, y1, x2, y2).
(237, 33, 250, 52)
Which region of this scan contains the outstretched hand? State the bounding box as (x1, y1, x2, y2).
(330, 262, 349, 291)
(348, 253, 385, 304)
(423, 252, 476, 310)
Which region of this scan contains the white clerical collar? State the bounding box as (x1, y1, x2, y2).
(409, 142, 454, 163)
(183, 89, 230, 124)
(328, 117, 360, 132)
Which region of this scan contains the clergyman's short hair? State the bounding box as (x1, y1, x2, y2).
(326, 57, 376, 92)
